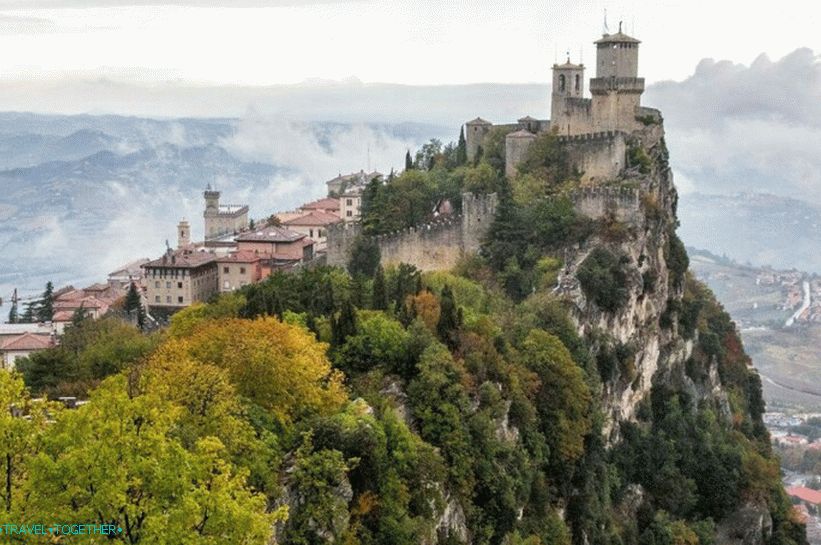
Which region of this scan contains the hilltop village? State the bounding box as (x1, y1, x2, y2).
(1, 23, 662, 364)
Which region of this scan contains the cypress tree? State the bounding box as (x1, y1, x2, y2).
(21, 301, 37, 323)
(405, 150, 413, 171)
(372, 266, 388, 311)
(37, 281, 54, 322)
(124, 282, 142, 315)
(332, 298, 357, 347)
(71, 303, 89, 327)
(457, 127, 468, 165)
(437, 285, 460, 347)
(7, 300, 18, 324)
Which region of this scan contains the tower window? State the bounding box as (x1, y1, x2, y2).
(559, 74, 566, 92)
(575, 74, 580, 91)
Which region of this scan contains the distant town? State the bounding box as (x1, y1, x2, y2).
(1, 168, 384, 369)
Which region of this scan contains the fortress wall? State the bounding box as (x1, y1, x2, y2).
(376, 218, 464, 271)
(326, 221, 363, 267)
(559, 131, 627, 184)
(568, 186, 641, 224)
(325, 193, 498, 271)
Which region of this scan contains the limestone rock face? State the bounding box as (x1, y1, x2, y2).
(715, 501, 774, 545)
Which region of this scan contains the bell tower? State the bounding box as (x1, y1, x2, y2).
(177, 218, 191, 248)
(551, 55, 586, 135)
(590, 22, 645, 132)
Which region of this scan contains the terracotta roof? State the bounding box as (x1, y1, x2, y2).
(1, 332, 53, 351)
(595, 31, 641, 44)
(284, 211, 342, 227)
(301, 197, 340, 211)
(217, 251, 262, 263)
(143, 249, 218, 269)
(52, 310, 75, 322)
(235, 227, 306, 243)
(786, 486, 821, 505)
(84, 282, 109, 292)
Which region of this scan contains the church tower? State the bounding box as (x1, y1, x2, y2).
(177, 218, 191, 249)
(590, 23, 645, 132)
(551, 56, 587, 135)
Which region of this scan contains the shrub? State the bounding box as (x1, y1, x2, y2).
(577, 248, 631, 312)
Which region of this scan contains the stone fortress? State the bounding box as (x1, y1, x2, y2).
(466, 23, 658, 181)
(203, 185, 250, 240)
(327, 25, 663, 270)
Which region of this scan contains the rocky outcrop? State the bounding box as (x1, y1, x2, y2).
(715, 501, 774, 545)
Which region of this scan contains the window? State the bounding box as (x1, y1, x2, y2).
(346, 199, 352, 206)
(559, 74, 566, 92)
(178, 296, 184, 303)
(309, 229, 314, 238)
(346, 211, 352, 217)
(177, 282, 183, 289)
(166, 281, 172, 289)
(223, 280, 230, 289)
(155, 295, 160, 303)
(223, 266, 229, 274)
(575, 74, 580, 91)
(154, 281, 160, 288)
(239, 267, 246, 274)
(166, 296, 171, 303)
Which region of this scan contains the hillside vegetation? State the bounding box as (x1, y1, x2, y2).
(3, 130, 806, 545)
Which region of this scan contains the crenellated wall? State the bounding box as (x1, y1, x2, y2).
(326, 192, 498, 271)
(557, 130, 628, 184)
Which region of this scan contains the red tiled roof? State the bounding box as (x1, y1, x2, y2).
(217, 251, 262, 263)
(301, 197, 340, 211)
(143, 249, 218, 269)
(1, 332, 53, 351)
(235, 227, 305, 243)
(284, 211, 342, 227)
(786, 486, 821, 505)
(52, 310, 75, 322)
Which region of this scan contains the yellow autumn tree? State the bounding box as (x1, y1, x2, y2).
(158, 316, 347, 424)
(405, 290, 440, 332)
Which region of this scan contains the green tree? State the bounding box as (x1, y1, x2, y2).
(37, 281, 54, 322)
(21, 376, 279, 544)
(332, 298, 358, 349)
(457, 126, 468, 166)
(436, 285, 460, 348)
(577, 248, 631, 312)
(348, 236, 381, 277)
(372, 265, 388, 311)
(124, 281, 142, 315)
(405, 150, 413, 171)
(7, 298, 18, 324)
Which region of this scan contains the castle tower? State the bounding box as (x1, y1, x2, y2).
(551, 57, 587, 135)
(204, 185, 220, 213)
(177, 218, 191, 249)
(590, 23, 645, 132)
(465, 117, 493, 163)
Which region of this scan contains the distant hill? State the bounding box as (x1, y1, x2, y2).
(679, 192, 821, 274)
(0, 113, 450, 302)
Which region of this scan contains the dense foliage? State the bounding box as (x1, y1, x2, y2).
(1, 133, 804, 545)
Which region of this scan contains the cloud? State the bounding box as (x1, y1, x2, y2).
(646, 48, 821, 204)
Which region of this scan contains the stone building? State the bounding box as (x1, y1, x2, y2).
(235, 227, 315, 264)
(0, 332, 54, 370)
(203, 185, 249, 240)
(217, 251, 262, 292)
(141, 248, 219, 313)
(465, 25, 651, 182)
(282, 210, 342, 250)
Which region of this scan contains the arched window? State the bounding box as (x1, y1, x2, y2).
(575, 74, 580, 91)
(559, 74, 566, 92)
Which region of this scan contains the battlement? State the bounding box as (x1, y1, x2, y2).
(557, 130, 627, 143)
(326, 192, 497, 270)
(589, 77, 645, 94)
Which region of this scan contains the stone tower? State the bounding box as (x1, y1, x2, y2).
(590, 23, 645, 132)
(177, 219, 191, 249)
(465, 117, 493, 163)
(551, 57, 587, 135)
(204, 185, 220, 214)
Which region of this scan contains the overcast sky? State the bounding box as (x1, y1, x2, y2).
(0, 0, 818, 90)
